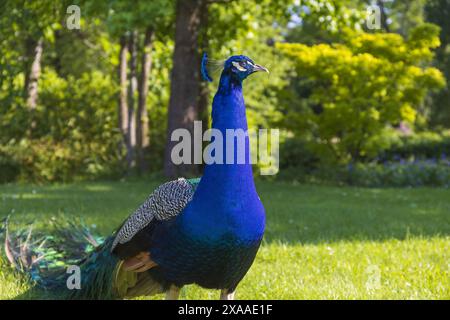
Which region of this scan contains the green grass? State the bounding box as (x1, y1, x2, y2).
(0, 180, 449, 299)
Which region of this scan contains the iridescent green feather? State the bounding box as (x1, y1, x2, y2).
(1, 216, 118, 299)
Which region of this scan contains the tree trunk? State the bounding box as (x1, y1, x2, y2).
(24, 37, 43, 131)
(377, 0, 390, 32)
(164, 0, 205, 178)
(127, 30, 138, 171)
(198, 0, 210, 123)
(118, 34, 130, 166)
(24, 37, 43, 110)
(136, 27, 154, 174)
(197, 0, 210, 174)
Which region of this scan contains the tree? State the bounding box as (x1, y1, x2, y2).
(127, 30, 138, 169)
(136, 27, 155, 173)
(377, 0, 427, 36)
(164, 0, 205, 178)
(164, 0, 292, 178)
(118, 34, 130, 167)
(87, 0, 174, 173)
(25, 38, 43, 112)
(286, 0, 366, 44)
(425, 0, 450, 127)
(0, 1, 65, 131)
(277, 25, 445, 161)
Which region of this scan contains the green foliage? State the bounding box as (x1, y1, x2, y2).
(344, 161, 450, 187)
(380, 0, 428, 35)
(0, 136, 124, 183)
(279, 138, 319, 171)
(1, 0, 450, 183)
(377, 130, 450, 161)
(288, 0, 366, 41)
(425, 0, 450, 127)
(84, 0, 174, 36)
(207, 0, 291, 130)
(277, 27, 445, 162)
(35, 70, 117, 140)
(0, 70, 124, 182)
(146, 39, 174, 171)
(276, 159, 450, 188)
(0, 149, 20, 183)
(276, 130, 450, 187)
(0, 0, 176, 182)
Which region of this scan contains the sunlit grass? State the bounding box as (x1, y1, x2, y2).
(0, 180, 449, 299)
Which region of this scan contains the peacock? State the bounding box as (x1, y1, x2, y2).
(1, 54, 269, 300)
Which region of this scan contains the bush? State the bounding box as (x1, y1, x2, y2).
(276, 161, 450, 188)
(279, 138, 320, 171)
(0, 137, 125, 183)
(0, 148, 21, 183)
(344, 160, 450, 187)
(377, 131, 450, 162)
(277, 26, 445, 162)
(0, 69, 127, 183)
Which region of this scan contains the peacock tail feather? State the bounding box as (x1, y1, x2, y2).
(1, 215, 120, 299)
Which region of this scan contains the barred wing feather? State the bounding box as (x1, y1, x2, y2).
(111, 178, 198, 256)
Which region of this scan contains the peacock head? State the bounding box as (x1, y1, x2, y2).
(202, 53, 269, 83)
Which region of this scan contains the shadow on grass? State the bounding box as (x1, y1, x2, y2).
(11, 287, 56, 300)
(259, 181, 450, 244)
(1, 180, 449, 245)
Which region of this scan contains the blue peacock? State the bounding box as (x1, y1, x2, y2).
(1, 54, 269, 300)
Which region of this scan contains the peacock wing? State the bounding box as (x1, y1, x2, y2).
(111, 177, 200, 265)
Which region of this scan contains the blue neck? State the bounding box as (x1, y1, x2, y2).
(177, 72, 264, 241)
(207, 72, 252, 178)
(194, 72, 255, 199)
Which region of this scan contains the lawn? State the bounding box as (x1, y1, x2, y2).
(0, 180, 449, 299)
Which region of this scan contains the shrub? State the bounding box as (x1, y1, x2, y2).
(276, 145, 450, 187)
(0, 137, 125, 183)
(344, 160, 450, 187)
(0, 69, 126, 183)
(0, 148, 21, 183)
(277, 26, 445, 162)
(279, 138, 320, 171)
(377, 131, 450, 162)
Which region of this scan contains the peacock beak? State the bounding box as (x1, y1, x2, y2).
(252, 64, 269, 74)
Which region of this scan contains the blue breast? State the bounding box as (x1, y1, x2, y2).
(149, 171, 265, 288)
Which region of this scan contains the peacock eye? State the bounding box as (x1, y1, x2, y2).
(239, 61, 246, 67)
